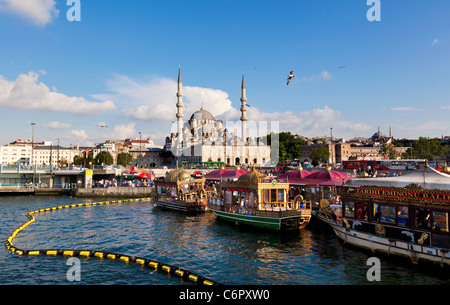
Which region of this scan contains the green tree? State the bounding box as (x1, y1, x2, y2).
(94, 151, 114, 165)
(380, 143, 400, 159)
(117, 152, 133, 167)
(73, 155, 94, 166)
(402, 137, 446, 160)
(310, 145, 330, 166)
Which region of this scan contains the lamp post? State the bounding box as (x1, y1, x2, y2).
(139, 132, 142, 168)
(30, 122, 36, 188)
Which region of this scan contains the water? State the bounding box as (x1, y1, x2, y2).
(0, 195, 448, 285)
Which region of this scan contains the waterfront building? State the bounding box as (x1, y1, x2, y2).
(170, 68, 271, 167)
(32, 142, 79, 166)
(0, 144, 32, 164)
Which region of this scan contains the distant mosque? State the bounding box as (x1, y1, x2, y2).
(166, 68, 272, 167)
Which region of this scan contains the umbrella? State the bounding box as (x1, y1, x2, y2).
(301, 169, 354, 186)
(204, 169, 230, 181)
(221, 168, 249, 180)
(277, 167, 313, 184)
(135, 172, 152, 179)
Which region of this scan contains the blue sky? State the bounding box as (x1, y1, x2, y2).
(0, 0, 449, 147)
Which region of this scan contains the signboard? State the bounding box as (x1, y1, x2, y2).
(85, 170, 93, 188)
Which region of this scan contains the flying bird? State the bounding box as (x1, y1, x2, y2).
(96, 122, 108, 128)
(286, 71, 295, 85)
(339, 66, 346, 69)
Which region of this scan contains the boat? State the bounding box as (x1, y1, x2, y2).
(318, 164, 450, 267)
(207, 168, 312, 230)
(152, 168, 208, 214)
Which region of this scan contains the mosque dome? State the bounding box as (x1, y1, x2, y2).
(189, 108, 215, 121)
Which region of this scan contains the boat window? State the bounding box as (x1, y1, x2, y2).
(397, 206, 409, 227)
(248, 192, 255, 207)
(323, 186, 332, 200)
(414, 208, 431, 230)
(355, 202, 368, 220)
(278, 189, 284, 202)
(171, 187, 177, 197)
(431, 211, 449, 232)
(225, 191, 232, 204)
(379, 205, 396, 224)
(181, 184, 189, 193)
(343, 201, 355, 218)
(157, 185, 162, 195)
(270, 189, 277, 202)
(264, 190, 270, 203)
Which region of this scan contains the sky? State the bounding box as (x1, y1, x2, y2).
(0, 0, 449, 147)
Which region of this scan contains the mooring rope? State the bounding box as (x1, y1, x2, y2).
(4, 198, 220, 285)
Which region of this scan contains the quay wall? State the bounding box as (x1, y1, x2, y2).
(71, 187, 152, 198)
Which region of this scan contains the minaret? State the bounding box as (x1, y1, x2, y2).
(240, 73, 247, 143)
(176, 67, 184, 139)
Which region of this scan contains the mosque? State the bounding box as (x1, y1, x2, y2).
(166, 68, 272, 167)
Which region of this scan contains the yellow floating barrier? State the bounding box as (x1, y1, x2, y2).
(188, 274, 199, 282)
(120, 256, 130, 262)
(46, 250, 58, 255)
(94, 252, 104, 258)
(63, 251, 74, 256)
(106, 254, 116, 259)
(149, 261, 158, 269)
(135, 259, 145, 265)
(79, 251, 90, 257)
(28, 251, 40, 255)
(175, 270, 184, 277)
(162, 265, 171, 273)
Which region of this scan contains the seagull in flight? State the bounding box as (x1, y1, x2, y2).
(286, 71, 295, 85)
(96, 122, 108, 128)
(339, 66, 346, 69)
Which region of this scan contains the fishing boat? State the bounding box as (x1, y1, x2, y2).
(152, 168, 208, 214)
(207, 168, 312, 230)
(318, 164, 450, 266)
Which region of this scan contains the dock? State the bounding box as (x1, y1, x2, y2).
(0, 186, 152, 198)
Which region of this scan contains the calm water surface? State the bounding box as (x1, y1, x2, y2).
(0, 195, 448, 285)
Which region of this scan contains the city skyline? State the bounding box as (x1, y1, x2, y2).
(0, 1, 449, 147)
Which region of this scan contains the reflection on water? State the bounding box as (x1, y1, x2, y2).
(0, 195, 448, 285)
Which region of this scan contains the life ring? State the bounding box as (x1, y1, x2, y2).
(375, 224, 386, 236)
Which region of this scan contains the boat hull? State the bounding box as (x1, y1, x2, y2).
(152, 195, 207, 214)
(318, 211, 450, 266)
(211, 208, 310, 230)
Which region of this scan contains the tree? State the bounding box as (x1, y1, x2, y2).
(94, 151, 114, 165)
(117, 152, 133, 167)
(269, 132, 306, 162)
(310, 145, 330, 166)
(402, 137, 446, 160)
(380, 143, 399, 160)
(73, 155, 94, 166)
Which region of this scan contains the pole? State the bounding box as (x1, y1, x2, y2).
(31, 122, 36, 188)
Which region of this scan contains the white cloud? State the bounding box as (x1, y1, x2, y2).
(43, 121, 71, 129)
(441, 106, 450, 110)
(0, 0, 59, 26)
(109, 122, 136, 140)
(391, 107, 422, 112)
(71, 129, 89, 144)
(432, 38, 439, 46)
(301, 70, 332, 82)
(102, 74, 234, 122)
(0, 72, 116, 114)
